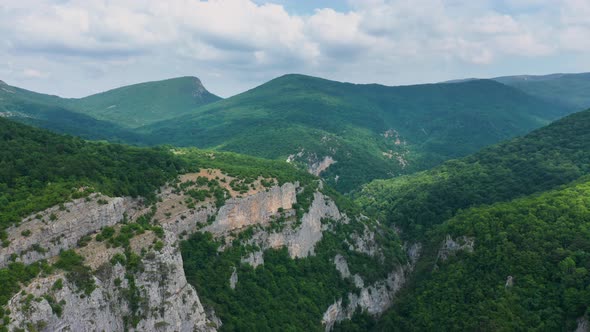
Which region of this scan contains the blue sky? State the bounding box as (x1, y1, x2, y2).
(253, 0, 351, 14)
(1, 0, 589, 97)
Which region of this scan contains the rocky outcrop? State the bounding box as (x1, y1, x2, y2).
(333, 254, 364, 288)
(0, 194, 140, 267)
(205, 183, 297, 235)
(322, 266, 409, 331)
(133, 232, 216, 332)
(250, 192, 343, 258)
(437, 235, 475, 261)
(241, 251, 264, 268)
(347, 225, 380, 257)
(230, 268, 238, 290)
(7, 231, 217, 332)
(322, 243, 421, 331)
(576, 317, 589, 332)
(308, 156, 337, 176)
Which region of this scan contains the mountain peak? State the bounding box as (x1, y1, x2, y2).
(0, 80, 6, 86)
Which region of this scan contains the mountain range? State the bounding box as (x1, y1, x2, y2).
(1, 70, 590, 331)
(3, 72, 588, 192)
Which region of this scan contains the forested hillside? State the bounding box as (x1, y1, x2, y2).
(0, 118, 407, 331)
(495, 72, 590, 111)
(142, 74, 572, 192)
(2, 73, 581, 192)
(358, 108, 590, 238)
(376, 178, 590, 331)
(0, 117, 183, 235)
(353, 109, 590, 330)
(66, 76, 221, 128)
(0, 76, 220, 140)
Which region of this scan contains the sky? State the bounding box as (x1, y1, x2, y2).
(1, 0, 589, 98)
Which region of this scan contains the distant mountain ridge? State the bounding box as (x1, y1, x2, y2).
(140, 74, 573, 191)
(0, 72, 583, 192)
(0, 76, 221, 129)
(445, 72, 590, 110)
(65, 76, 221, 128)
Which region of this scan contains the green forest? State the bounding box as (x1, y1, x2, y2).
(0, 118, 184, 236)
(1, 69, 590, 331)
(377, 178, 590, 331)
(358, 108, 590, 239)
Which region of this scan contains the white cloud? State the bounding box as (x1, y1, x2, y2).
(0, 0, 589, 97)
(22, 68, 50, 79)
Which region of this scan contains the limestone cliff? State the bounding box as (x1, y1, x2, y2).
(205, 182, 298, 235)
(3, 171, 399, 331)
(7, 231, 216, 332)
(0, 194, 140, 267)
(437, 235, 475, 261)
(237, 191, 345, 260)
(321, 243, 421, 331)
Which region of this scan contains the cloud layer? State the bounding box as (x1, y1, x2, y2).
(1, 0, 589, 97)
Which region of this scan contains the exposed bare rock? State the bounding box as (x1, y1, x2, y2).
(134, 232, 217, 332)
(576, 317, 589, 332)
(230, 267, 238, 290)
(264, 192, 343, 258)
(322, 266, 410, 331)
(7, 231, 217, 332)
(333, 254, 364, 288)
(405, 242, 422, 265)
(308, 156, 337, 176)
(505, 276, 514, 288)
(347, 225, 379, 257)
(0, 194, 141, 267)
(437, 235, 475, 261)
(205, 183, 298, 235)
(241, 251, 264, 268)
(322, 244, 421, 331)
(334, 254, 351, 278)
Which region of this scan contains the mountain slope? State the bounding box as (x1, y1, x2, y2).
(0, 91, 150, 144)
(376, 178, 590, 331)
(0, 76, 221, 137)
(494, 72, 590, 111)
(0, 118, 408, 331)
(446, 72, 590, 111)
(0, 117, 182, 234)
(358, 107, 590, 237)
(66, 76, 221, 128)
(353, 108, 590, 331)
(142, 74, 572, 192)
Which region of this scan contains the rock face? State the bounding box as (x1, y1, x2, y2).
(230, 267, 238, 290)
(322, 266, 410, 331)
(437, 235, 475, 261)
(347, 224, 380, 257)
(3, 176, 377, 331)
(321, 244, 421, 331)
(576, 317, 589, 332)
(0, 194, 140, 267)
(206, 183, 297, 235)
(308, 156, 337, 176)
(241, 251, 265, 268)
(7, 231, 216, 332)
(244, 191, 343, 259)
(270, 192, 342, 258)
(333, 254, 364, 288)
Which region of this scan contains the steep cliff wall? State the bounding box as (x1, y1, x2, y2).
(3, 173, 398, 331)
(321, 243, 422, 331)
(0, 194, 140, 267)
(7, 231, 216, 332)
(205, 182, 298, 235)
